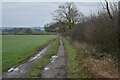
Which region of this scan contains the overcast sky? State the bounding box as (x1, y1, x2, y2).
(2, 0, 106, 2)
(2, 2, 103, 27)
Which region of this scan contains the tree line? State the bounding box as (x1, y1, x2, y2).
(44, 1, 119, 60)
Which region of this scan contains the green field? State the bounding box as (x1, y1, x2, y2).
(2, 35, 57, 71)
(0, 35, 2, 76)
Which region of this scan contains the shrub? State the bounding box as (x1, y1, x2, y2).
(64, 2, 118, 59)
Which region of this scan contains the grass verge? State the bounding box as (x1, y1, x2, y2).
(27, 37, 60, 78)
(63, 38, 89, 78)
(3, 35, 57, 71)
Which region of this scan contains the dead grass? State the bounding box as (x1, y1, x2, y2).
(84, 57, 118, 78)
(72, 41, 118, 78)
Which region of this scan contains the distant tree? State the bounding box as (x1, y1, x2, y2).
(52, 2, 83, 30)
(44, 23, 59, 32)
(25, 28, 32, 35)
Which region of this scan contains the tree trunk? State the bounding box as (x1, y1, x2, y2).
(105, 0, 113, 19)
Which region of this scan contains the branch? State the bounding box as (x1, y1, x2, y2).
(105, 0, 113, 19)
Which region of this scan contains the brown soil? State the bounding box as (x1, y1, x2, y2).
(41, 39, 67, 78)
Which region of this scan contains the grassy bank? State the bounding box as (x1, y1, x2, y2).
(27, 37, 60, 78)
(63, 38, 89, 78)
(2, 35, 57, 71)
(63, 38, 118, 78)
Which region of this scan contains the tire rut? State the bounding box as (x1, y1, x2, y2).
(41, 38, 67, 78)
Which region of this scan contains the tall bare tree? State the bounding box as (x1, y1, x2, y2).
(52, 2, 83, 30)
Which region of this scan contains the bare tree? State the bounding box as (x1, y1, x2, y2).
(52, 2, 83, 30)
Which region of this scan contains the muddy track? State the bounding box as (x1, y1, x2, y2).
(41, 39, 67, 78)
(2, 40, 54, 78)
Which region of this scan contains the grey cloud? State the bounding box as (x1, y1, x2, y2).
(2, 2, 101, 27)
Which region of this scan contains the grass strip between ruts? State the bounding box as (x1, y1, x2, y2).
(27, 37, 60, 78)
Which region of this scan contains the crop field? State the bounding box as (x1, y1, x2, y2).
(0, 35, 2, 75)
(2, 35, 57, 71)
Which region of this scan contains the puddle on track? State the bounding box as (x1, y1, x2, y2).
(41, 39, 67, 78)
